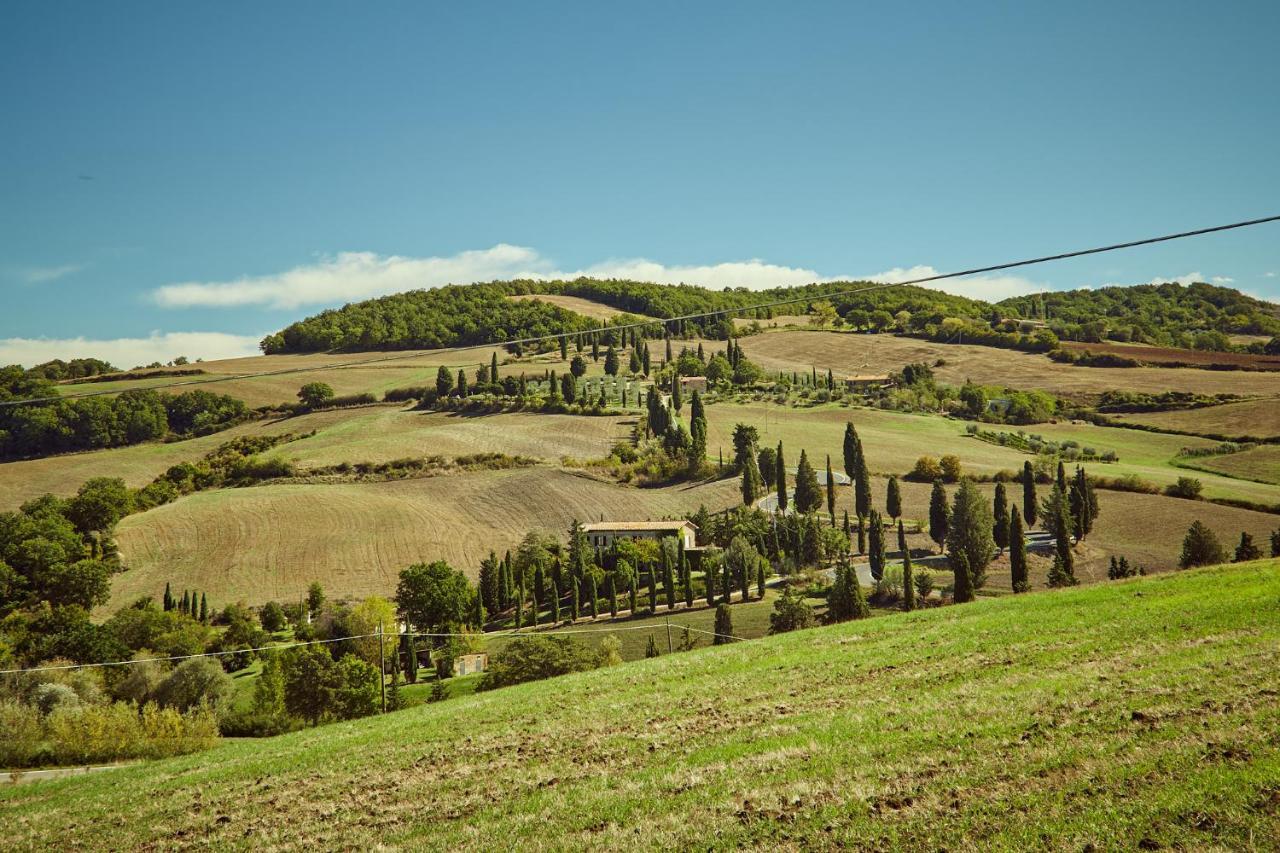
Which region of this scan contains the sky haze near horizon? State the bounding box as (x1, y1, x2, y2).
(2, 1, 1278, 366)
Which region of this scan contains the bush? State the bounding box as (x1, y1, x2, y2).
(32, 682, 81, 716)
(477, 636, 601, 690)
(910, 456, 943, 481)
(768, 587, 815, 634)
(260, 601, 287, 633)
(154, 657, 234, 715)
(914, 569, 935, 599)
(1165, 476, 1204, 500)
(940, 455, 962, 483)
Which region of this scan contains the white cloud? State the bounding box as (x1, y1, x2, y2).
(153, 245, 550, 309)
(1265, 271, 1277, 278)
(1211, 276, 1234, 284)
(152, 244, 1059, 310)
(14, 264, 84, 285)
(864, 265, 1044, 301)
(0, 331, 262, 369)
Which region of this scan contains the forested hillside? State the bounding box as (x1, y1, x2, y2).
(259, 278, 991, 354)
(999, 281, 1280, 347)
(262, 277, 1278, 355)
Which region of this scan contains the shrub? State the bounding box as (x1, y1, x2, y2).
(154, 657, 234, 715)
(911, 456, 943, 481)
(768, 587, 815, 634)
(32, 683, 81, 716)
(914, 569, 935, 599)
(939, 455, 962, 483)
(1165, 477, 1204, 500)
(0, 701, 43, 767)
(478, 636, 601, 690)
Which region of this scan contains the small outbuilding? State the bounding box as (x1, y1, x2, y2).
(582, 520, 700, 551)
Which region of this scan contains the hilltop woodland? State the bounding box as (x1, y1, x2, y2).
(260, 277, 1280, 355)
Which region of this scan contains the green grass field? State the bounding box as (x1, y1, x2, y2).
(5, 560, 1278, 849)
(1110, 398, 1280, 440)
(1180, 444, 1280, 486)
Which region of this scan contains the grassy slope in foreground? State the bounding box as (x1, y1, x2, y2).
(6, 561, 1280, 850)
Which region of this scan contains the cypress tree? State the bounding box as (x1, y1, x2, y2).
(642, 342, 651, 375)
(775, 441, 788, 512)
(722, 558, 733, 605)
(648, 567, 657, 613)
(843, 422, 859, 481)
(946, 479, 996, 601)
(199, 592, 207, 623)
(588, 572, 599, 618)
(794, 450, 822, 514)
(928, 481, 950, 552)
(993, 482, 1010, 552)
(592, 336, 600, 361)
(886, 476, 901, 521)
(739, 554, 751, 601)
(843, 510, 850, 540)
(456, 368, 468, 397)
(825, 454, 836, 524)
(559, 335, 568, 360)
(401, 630, 418, 684)
(550, 581, 561, 624)
(491, 352, 499, 384)
(857, 514, 866, 555)
(868, 510, 886, 581)
(1009, 508, 1028, 592)
(682, 547, 694, 608)
(1048, 500, 1077, 587)
(900, 520, 915, 611)
(607, 573, 618, 617)
(756, 560, 766, 597)
(569, 583, 579, 621)
(713, 604, 734, 644)
(181, 589, 190, 616)
(163, 582, 173, 612)
(1271, 528, 1280, 558)
(671, 373, 682, 411)
(1180, 521, 1225, 568)
(1056, 460, 1067, 493)
(705, 556, 717, 605)
(629, 571, 639, 616)
(436, 364, 453, 398)
(1022, 460, 1038, 526)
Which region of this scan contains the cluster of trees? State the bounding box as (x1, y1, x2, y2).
(1179, 523, 1280, 570)
(22, 358, 119, 381)
(998, 282, 1280, 346)
(880, 361, 1060, 424)
(0, 368, 249, 460)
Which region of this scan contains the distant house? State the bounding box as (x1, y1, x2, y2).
(679, 376, 708, 394)
(454, 653, 488, 677)
(842, 374, 891, 391)
(582, 520, 699, 551)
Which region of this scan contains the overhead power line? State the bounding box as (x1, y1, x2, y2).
(3, 213, 1277, 409)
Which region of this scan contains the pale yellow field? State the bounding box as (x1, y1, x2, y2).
(508, 293, 653, 321)
(737, 330, 1280, 398)
(110, 468, 740, 609)
(1111, 398, 1280, 439)
(262, 408, 634, 468)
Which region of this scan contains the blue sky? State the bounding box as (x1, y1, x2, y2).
(2, 1, 1278, 366)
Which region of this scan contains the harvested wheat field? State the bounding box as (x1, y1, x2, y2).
(1059, 340, 1280, 370)
(1110, 398, 1280, 439)
(508, 292, 654, 321)
(1186, 444, 1280, 485)
(111, 468, 739, 608)
(261, 408, 634, 468)
(737, 330, 1280, 398)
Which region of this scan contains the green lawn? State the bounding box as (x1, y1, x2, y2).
(5, 560, 1278, 849)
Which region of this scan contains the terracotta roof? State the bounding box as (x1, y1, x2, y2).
(582, 520, 696, 532)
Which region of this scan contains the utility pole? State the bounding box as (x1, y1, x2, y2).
(665, 617, 673, 654)
(378, 622, 386, 714)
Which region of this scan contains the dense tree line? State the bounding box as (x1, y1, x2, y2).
(0, 368, 249, 460)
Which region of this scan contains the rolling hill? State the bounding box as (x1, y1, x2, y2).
(5, 560, 1278, 849)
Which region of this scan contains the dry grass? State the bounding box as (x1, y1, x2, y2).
(1059, 340, 1280, 370)
(1186, 444, 1280, 485)
(508, 293, 653, 321)
(261, 409, 633, 468)
(1110, 398, 1280, 439)
(110, 468, 739, 609)
(737, 330, 1280, 398)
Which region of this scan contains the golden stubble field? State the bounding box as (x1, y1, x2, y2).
(110, 468, 739, 609)
(737, 329, 1280, 398)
